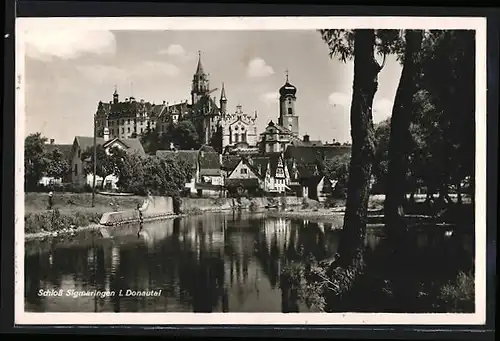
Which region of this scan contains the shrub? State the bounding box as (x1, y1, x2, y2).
(438, 270, 475, 313)
(24, 209, 102, 234)
(249, 199, 260, 212)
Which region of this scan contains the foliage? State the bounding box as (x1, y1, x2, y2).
(81, 144, 116, 188)
(24, 133, 71, 191)
(171, 120, 201, 150)
(115, 153, 193, 197)
(25, 209, 101, 234)
(323, 153, 351, 197)
(438, 271, 475, 313)
(45, 148, 71, 179)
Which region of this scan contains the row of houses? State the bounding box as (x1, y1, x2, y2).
(40, 131, 351, 201)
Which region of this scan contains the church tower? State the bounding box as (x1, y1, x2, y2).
(191, 51, 210, 105)
(278, 70, 299, 135)
(220, 82, 227, 116)
(113, 85, 119, 104)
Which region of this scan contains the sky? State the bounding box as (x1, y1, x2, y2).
(23, 29, 403, 145)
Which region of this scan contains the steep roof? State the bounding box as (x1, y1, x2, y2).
(285, 145, 351, 164)
(198, 149, 221, 175)
(222, 155, 241, 171)
(73, 136, 146, 159)
(45, 144, 72, 161)
(249, 156, 269, 177)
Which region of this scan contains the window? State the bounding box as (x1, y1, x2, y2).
(241, 168, 247, 174)
(133, 127, 137, 132)
(140, 128, 143, 133)
(74, 164, 78, 176)
(288, 108, 293, 115)
(121, 120, 124, 125)
(127, 119, 130, 124)
(234, 134, 239, 143)
(128, 127, 131, 133)
(78, 150, 81, 158)
(122, 128, 125, 134)
(134, 119, 136, 124)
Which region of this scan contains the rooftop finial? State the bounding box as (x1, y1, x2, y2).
(285, 69, 289, 82)
(113, 84, 118, 95)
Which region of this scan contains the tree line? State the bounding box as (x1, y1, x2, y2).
(291, 29, 475, 311)
(24, 133, 194, 199)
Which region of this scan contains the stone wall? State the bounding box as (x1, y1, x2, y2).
(100, 196, 174, 226)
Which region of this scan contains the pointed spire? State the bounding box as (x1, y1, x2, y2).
(195, 50, 205, 75)
(113, 84, 118, 95)
(220, 82, 227, 101)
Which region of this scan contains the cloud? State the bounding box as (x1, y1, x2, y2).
(328, 92, 351, 108)
(77, 61, 181, 84)
(25, 30, 116, 61)
(247, 58, 275, 78)
(259, 91, 279, 105)
(328, 91, 393, 124)
(373, 98, 394, 122)
(139, 61, 181, 77)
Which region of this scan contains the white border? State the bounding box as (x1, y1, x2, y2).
(15, 16, 487, 325)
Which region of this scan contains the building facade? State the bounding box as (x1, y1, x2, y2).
(221, 101, 259, 154)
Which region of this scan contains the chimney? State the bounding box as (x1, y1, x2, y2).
(50, 139, 55, 145)
(303, 134, 310, 142)
(103, 127, 110, 142)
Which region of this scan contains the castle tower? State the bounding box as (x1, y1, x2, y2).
(191, 51, 210, 105)
(113, 85, 119, 104)
(278, 70, 299, 135)
(220, 82, 227, 116)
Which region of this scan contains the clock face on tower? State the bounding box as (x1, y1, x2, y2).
(288, 117, 293, 123)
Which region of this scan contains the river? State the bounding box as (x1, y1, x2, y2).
(24, 211, 474, 313)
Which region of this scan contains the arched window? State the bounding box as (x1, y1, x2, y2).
(234, 133, 239, 143)
(288, 108, 293, 115)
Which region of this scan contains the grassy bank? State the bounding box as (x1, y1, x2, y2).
(25, 192, 145, 235)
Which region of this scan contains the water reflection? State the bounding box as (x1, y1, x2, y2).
(24, 212, 473, 313)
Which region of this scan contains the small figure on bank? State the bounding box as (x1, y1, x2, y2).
(137, 202, 144, 238)
(47, 191, 54, 210)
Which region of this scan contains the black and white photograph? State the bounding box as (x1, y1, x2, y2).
(15, 16, 486, 325)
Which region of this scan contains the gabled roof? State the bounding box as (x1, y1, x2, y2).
(73, 136, 146, 158)
(285, 145, 351, 165)
(199, 150, 221, 173)
(222, 155, 241, 171)
(227, 157, 262, 180)
(45, 144, 72, 161)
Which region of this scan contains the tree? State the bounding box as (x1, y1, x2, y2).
(171, 120, 200, 150)
(384, 29, 424, 242)
(45, 148, 71, 180)
(81, 144, 115, 188)
(24, 133, 50, 190)
(323, 153, 351, 197)
(312, 29, 387, 308)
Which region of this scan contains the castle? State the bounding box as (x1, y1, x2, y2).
(94, 52, 305, 155)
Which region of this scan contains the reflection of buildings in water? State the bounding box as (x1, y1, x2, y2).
(262, 218, 293, 255)
(364, 231, 381, 251)
(110, 245, 120, 275)
(49, 253, 53, 266)
(87, 248, 95, 270)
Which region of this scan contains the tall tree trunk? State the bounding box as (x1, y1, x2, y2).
(384, 30, 423, 241)
(322, 30, 380, 308)
(383, 29, 423, 311)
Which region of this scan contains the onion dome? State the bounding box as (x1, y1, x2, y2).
(279, 71, 297, 97)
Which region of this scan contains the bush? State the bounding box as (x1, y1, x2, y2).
(24, 209, 102, 234)
(249, 199, 260, 212)
(438, 270, 475, 313)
